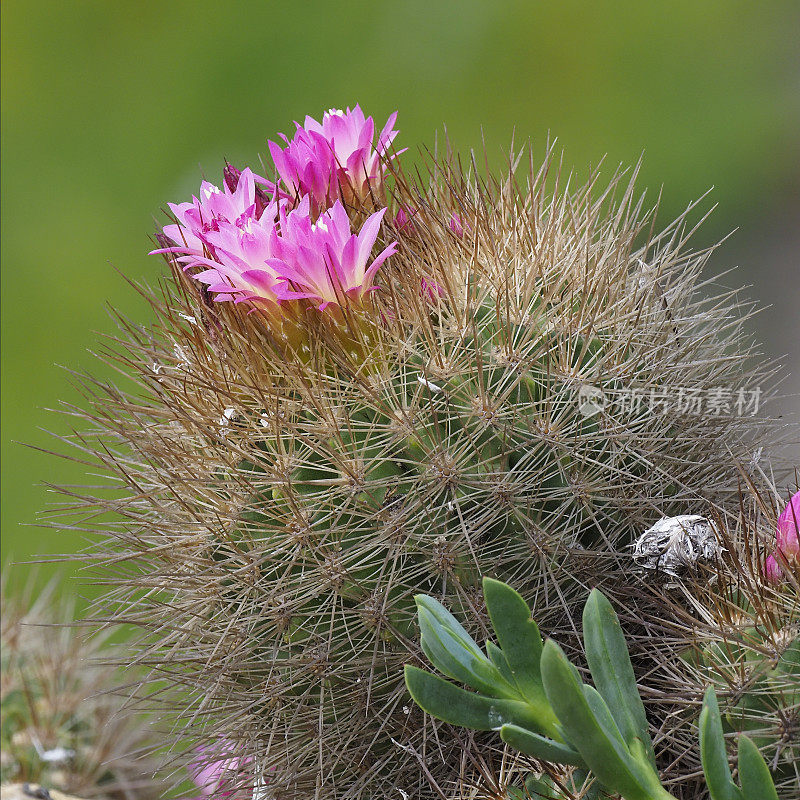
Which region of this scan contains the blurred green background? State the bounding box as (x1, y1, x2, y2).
(2, 1, 798, 593)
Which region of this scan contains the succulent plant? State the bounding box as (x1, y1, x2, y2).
(406, 576, 785, 800)
(0, 577, 160, 799)
(406, 579, 672, 799)
(50, 105, 794, 798)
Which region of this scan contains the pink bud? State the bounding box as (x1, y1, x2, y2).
(421, 276, 445, 302)
(223, 163, 242, 194)
(187, 741, 241, 798)
(185, 740, 272, 799)
(449, 213, 465, 237)
(765, 553, 783, 584)
(224, 163, 272, 216)
(394, 206, 417, 232)
(776, 490, 800, 559)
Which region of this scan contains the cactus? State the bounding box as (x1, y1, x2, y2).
(687, 597, 799, 792)
(616, 485, 800, 799)
(406, 577, 784, 800)
(699, 688, 782, 800)
(51, 106, 794, 798)
(653, 540, 800, 797)
(0, 577, 160, 799)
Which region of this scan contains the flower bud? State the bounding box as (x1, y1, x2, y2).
(765, 553, 783, 584)
(776, 489, 800, 558)
(223, 162, 242, 194)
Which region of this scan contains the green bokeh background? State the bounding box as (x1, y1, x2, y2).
(2, 1, 798, 593)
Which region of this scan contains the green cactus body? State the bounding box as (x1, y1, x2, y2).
(638, 536, 800, 800)
(690, 614, 799, 791)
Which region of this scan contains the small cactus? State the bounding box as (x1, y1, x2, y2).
(688, 601, 799, 789)
(698, 687, 782, 800)
(49, 106, 794, 797)
(0, 577, 160, 799)
(646, 495, 800, 798)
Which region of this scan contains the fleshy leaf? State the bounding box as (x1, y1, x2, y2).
(482, 577, 545, 702)
(419, 611, 515, 698)
(415, 595, 483, 658)
(699, 688, 744, 800)
(499, 724, 586, 767)
(417, 603, 517, 698)
(404, 665, 546, 733)
(540, 640, 671, 800)
(581, 684, 629, 750)
(737, 735, 778, 800)
(583, 589, 656, 767)
(486, 640, 517, 688)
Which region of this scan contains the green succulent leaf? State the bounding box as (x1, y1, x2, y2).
(404, 665, 547, 733)
(540, 640, 672, 800)
(580, 683, 629, 750)
(482, 578, 545, 699)
(417, 604, 517, 698)
(583, 589, 656, 767)
(499, 723, 585, 767)
(486, 640, 518, 687)
(737, 735, 779, 800)
(699, 688, 744, 800)
(415, 594, 484, 658)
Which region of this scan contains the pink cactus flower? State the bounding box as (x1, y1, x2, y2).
(155, 167, 274, 262)
(224, 163, 272, 217)
(776, 489, 800, 558)
(267, 106, 401, 214)
(154, 168, 396, 312)
(267, 200, 397, 311)
(420, 276, 445, 302)
(186, 740, 248, 798)
(153, 170, 285, 306)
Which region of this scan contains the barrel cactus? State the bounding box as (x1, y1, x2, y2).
(56, 105, 792, 798)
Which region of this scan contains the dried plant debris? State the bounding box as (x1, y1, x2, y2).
(632, 515, 723, 577)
